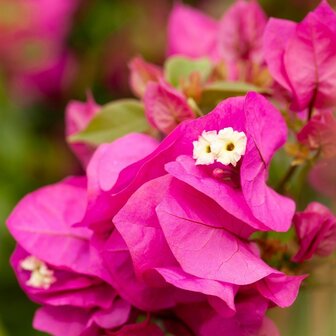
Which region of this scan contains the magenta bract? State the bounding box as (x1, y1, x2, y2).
(80, 133, 159, 232)
(167, 1, 267, 78)
(66, 93, 101, 166)
(174, 297, 280, 336)
(293, 202, 336, 262)
(99, 92, 294, 233)
(264, 1, 336, 111)
(297, 111, 336, 158)
(113, 175, 303, 312)
(167, 4, 219, 60)
(144, 80, 195, 134)
(7, 177, 132, 335)
(128, 56, 163, 98)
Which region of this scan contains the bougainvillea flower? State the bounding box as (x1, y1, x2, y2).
(293, 202, 336, 262)
(7, 178, 95, 276)
(144, 80, 195, 134)
(128, 56, 163, 98)
(66, 93, 101, 166)
(264, 1, 336, 111)
(101, 230, 201, 312)
(113, 176, 304, 314)
(167, 1, 267, 73)
(173, 296, 280, 336)
(7, 177, 131, 335)
(92, 92, 294, 233)
(297, 111, 336, 158)
(217, 0, 266, 65)
(33, 301, 131, 336)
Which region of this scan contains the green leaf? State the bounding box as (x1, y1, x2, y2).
(200, 81, 270, 112)
(164, 56, 212, 87)
(69, 99, 148, 146)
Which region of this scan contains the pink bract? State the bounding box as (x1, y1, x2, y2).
(113, 175, 304, 311)
(144, 80, 195, 134)
(7, 177, 132, 335)
(128, 56, 163, 98)
(33, 301, 131, 336)
(66, 93, 101, 167)
(80, 133, 159, 232)
(264, 1, 336, 111)
(167, 3, 219, 60)
(86, 92, 294, 233)
(100, 230, 201, 312)
(297, 111, 336, 158)
(173, 298, 280, 336)
(218, 0, 266, 64)
(293, 202, 336, 262)
(167, 1, 267, 78)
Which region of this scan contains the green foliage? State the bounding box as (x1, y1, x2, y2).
(164, 56, 212, 88)
(69, 99, 148, 146)
(200, 80, 270, 112)
(69, 1, 136, 50)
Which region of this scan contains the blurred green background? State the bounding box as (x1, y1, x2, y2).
(0, 0, 335, 335)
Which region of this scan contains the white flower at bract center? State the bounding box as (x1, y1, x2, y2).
(211, 127, 247, 166)
(193, 130, 218, 165)
(20, 255, 56, 289)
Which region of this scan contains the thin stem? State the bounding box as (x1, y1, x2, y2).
(277, 164, 298, 193)
(277, 147, 321, 194)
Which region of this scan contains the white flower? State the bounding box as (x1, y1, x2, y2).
(211, 127, 247, 166)
(20, 256, 56, 289)
(193, 130, 218, 165)
(193, 127, 247, 167)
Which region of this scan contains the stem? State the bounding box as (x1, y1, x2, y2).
(187, 98, 204, 117)
(277, 164, 298, 193)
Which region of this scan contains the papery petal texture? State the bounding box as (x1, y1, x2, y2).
(66, 94, 101, 166)
(144, 80, 195, 134)
(218, 0, 267, 64)
(7, 177, 94, 275)
(293, 202, 336, 262)
(264, 1, 336, 111)
(167, 4, 219, 60)
(129, 56, 163, 98)
(81, 133, 158, 232)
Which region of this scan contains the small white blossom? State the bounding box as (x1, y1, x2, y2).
(193, 130, 218, 165)
(20, 256, 56, 289)
(211, 127, 247, 166)
(193, 127, 247, 167)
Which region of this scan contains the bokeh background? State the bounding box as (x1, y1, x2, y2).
(0, 0, 335, 335)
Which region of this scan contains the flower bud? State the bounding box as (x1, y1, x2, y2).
(65, 92, 101, 166)
(293, 202, 336, 262)
(144, 80, 195, 134)
(128, 56, 163, 98)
